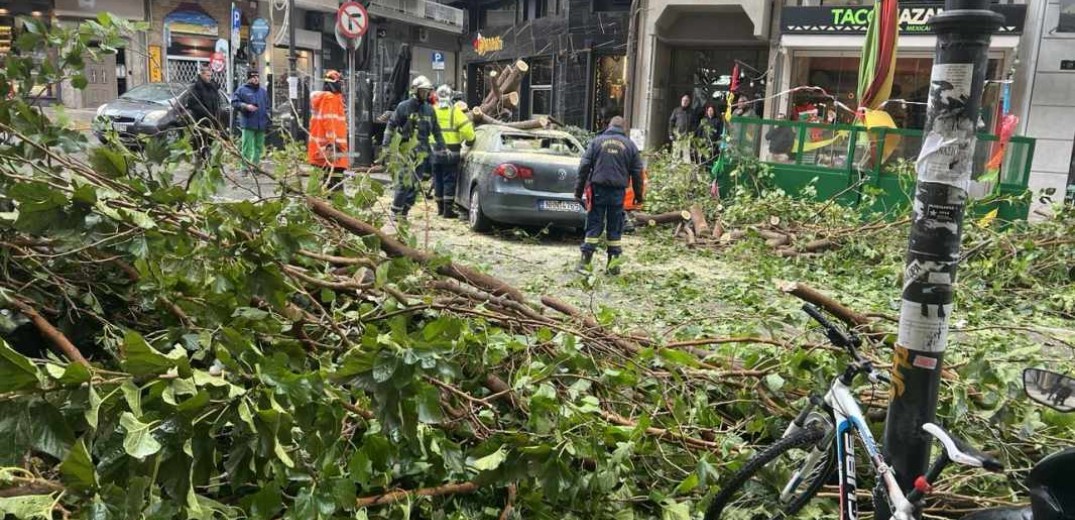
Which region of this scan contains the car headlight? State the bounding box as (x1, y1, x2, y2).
(142, 110, 169, 124)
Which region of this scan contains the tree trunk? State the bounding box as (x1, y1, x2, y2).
(632, 210, 691, 226)
(688, 204, 710, 236)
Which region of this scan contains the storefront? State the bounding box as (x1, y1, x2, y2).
(462, 0, 630, 131)
(774, 3, 1028, 131)
(54, 0, 148, 108)
(0, 0, 56, 102)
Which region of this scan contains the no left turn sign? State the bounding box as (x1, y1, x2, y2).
(337, 1, 369, 39)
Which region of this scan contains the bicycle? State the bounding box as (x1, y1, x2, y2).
(704, 304, 1005, 520)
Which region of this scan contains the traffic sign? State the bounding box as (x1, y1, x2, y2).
(336, 1, 369, 39)
(432, 51, 445, 71)
(335, 21, 361, 50)
(250, 18, 269, 55)
(230, 4, 241, 54)
(209, 52, 226, 72)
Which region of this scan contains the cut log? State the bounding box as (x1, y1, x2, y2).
(480, 60, 529, 115)
(688, 204, 710, 236)
(712, 220, 724, 240)
(804, 238, 838, 252)
(632, 210, 691, 226)
(765, 236, 790, 248)
(684, 226, 696, 246)
(502, 118, 549, 131)
(757, 229, 787, 241)
(503, 91, 520, 110)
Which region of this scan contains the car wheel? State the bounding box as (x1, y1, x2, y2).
(469, 186, 492, 233)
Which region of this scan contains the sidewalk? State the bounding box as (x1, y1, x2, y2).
(42, 106, 98, 131)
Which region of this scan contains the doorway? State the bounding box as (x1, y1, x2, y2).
(83, 53, 117, 107)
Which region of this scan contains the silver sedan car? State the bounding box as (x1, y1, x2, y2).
(455, 125, 587, 232)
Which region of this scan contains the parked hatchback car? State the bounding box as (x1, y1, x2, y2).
(456, 125, 589, 232)
(92, 82, 230, 146)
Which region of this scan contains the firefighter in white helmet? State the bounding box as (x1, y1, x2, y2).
(382, 75, 445, 223)
(431, 84, 475, 218)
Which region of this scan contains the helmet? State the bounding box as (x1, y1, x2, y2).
(436, 85, 453, 99)
(323, 70, 341, 83)
(411, 75, 433, 91)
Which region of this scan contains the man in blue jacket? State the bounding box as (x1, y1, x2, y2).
(231, 70, 271, 170)
(574, 116, 644, 275)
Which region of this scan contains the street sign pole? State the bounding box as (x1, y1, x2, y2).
(348, 46, 356, 169)
(288, 0, 298, 141)
(877, 2, 1002, 519)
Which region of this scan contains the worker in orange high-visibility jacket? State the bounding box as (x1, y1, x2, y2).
(308, 70, 349, 171)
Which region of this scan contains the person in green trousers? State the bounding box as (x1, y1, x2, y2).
(231, 70, 271, 171)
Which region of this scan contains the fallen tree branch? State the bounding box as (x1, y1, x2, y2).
(8, 299, 89, 366)
(689, 204, 709, 236)
(355, 481, 480, 508)
(498, 484, 517, 520)
(632, 210, 691, 227)
(778, 281, 870, 328)
(308, 198, 526, 303)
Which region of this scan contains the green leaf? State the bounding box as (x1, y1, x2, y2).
(121, 380, 142, 416)
(0, 494, 56, 520)
(71, 74, 88, 89)
(372, 353, 398, 383)
(45, 362, 92, 386)
(660, 499, 691, 520)
(249, 483, 282, 520)
(119, 412, 161, 459)
(416, 384, 444, 424)
(88, 147, 128, 178)
(84, 384, 102, 428)
(673, 473, 699, 495)
(60, 439, 97, 490)
(471, 447, 507, 471)
(0, 340, 43, 392)
(764, 373, 786, 392)
(121, 330, 174, 377)
(30, 402, 75, 460)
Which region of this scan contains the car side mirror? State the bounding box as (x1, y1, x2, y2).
(1024, 368, 1075, 412)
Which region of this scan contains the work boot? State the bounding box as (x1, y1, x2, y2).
(435, 201, 445, 217)
(575, 251, 594, 274)
(442, 202, 456, 219)
(606, 254, 622, 275)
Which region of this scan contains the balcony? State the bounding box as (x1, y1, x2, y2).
(368, 0, 467, 34)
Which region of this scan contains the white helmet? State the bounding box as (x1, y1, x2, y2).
(411, 75, 433, 91)
(436, 85, 453, 107)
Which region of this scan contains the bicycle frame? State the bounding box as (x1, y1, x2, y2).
(783, 377, 917, 520)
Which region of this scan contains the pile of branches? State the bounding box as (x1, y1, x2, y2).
(0, 20, 1071, 520)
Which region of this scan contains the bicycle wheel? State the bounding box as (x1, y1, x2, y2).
(704, 425, 836, 520)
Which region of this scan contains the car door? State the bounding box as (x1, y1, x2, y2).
(457, 128, 492, 208)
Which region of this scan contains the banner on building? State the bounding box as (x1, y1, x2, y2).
(148, 45, 163, 82)
(781, 4, 1027, 35)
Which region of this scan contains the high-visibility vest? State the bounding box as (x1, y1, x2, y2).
(434, 104, 475, 147)
(308, 91, 349, 169)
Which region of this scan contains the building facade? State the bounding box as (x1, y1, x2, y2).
(625, 1, 773, 150)
(460, 0, 631, 131)
(1011, 0, 1075, 205)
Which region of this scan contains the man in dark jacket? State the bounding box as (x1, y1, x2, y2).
(184, 65, 222, 165)
(231, 70, 271, 171)
(668, 93, 696, 163)
(574, 116, 644, 275)
(382, 75, 446, 226)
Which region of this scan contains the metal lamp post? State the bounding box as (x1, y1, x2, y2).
(878, 2, 1003, 519)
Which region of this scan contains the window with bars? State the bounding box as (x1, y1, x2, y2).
(528, 57, 553, 117)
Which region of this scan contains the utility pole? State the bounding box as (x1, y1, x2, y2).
(287, 0, 298, 140)
(879, 2, 1002, 519)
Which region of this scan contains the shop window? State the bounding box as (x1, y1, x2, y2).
(518, 0, 551, 21)
(1060, 0, 1075, 32)
(528, 57, 553, 117)
(592, 55, 626, 131)
(593, 0, 631, 12)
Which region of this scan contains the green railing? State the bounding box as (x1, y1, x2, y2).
(718, 117, 1035, 221)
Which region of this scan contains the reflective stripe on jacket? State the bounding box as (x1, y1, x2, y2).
(434, 104, 475, 147)
(307, 90, 349, 169)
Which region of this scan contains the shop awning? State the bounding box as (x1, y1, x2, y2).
(781, 34, 1021, 51)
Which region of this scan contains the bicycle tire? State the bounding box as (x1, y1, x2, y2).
(704, 425, 836, 520)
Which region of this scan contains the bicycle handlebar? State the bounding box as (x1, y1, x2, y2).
(802, 304, 857, 349)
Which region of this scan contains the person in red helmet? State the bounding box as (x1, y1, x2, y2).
(308, 70, 349, 175)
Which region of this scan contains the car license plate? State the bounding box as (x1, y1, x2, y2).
(540, 200, 582, 212)
(112, 122, 131, 132)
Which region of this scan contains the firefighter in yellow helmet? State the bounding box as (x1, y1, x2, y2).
(431, 84, 475, 218)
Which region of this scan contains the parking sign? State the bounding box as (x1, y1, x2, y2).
(432, 51, 445, 71)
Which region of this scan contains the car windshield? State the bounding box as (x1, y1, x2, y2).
(499, 133, 581, 156)
(119, 84, 186, 105)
